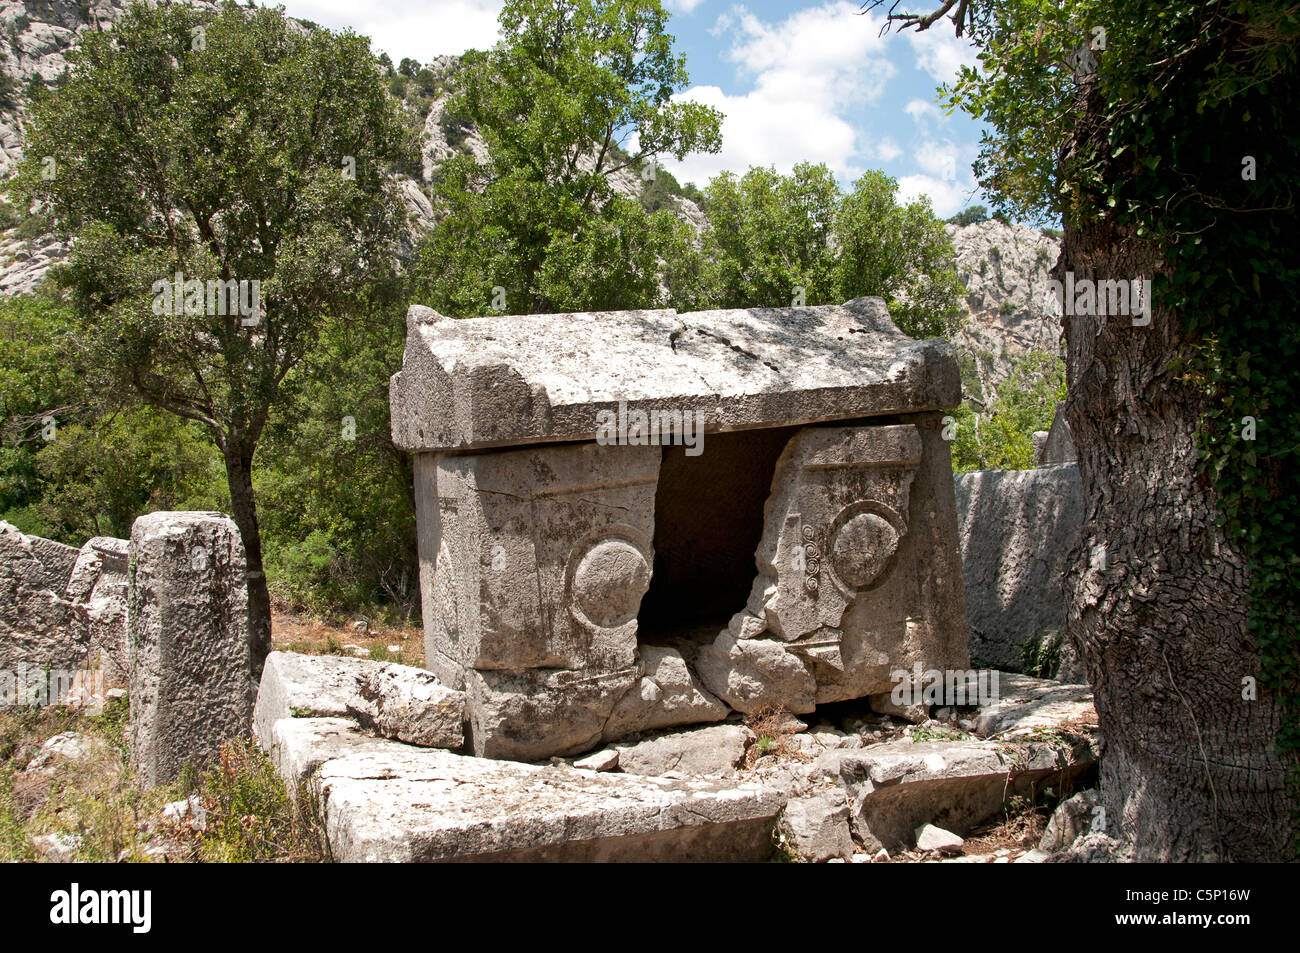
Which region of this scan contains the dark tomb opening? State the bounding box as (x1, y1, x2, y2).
(636, 424, 801, 644)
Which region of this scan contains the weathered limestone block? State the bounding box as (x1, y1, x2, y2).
(65, 537, 130, 688)
(778, 790, 855, 863)
(953, 465, 1083, 670)
(263, 716, 786, 862)
(423, 441, 659, 684)
(0, 521, 83, 675)
(391, 298, 959, 453)
(254, 651, 466, 750)
(129, 512, 252, 786)
(347, 666, 465, 750)
(392, 298, 968, 760)
(698, 421, 969, 712)
(1038, 401, 1077, 466)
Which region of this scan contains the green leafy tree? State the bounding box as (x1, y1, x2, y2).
(699, 164, 840, 310)
(415, 0, 722, 316)
(16, 2, 415, 671)
(695, 164, 964, 338)
(834, 169, 965, 337)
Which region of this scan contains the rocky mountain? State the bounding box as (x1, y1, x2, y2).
(946, 220, 1063, 405)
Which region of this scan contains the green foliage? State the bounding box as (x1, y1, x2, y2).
(199, 740, 329, 863)
(414, 0, 722, 316)
(694, 165, 965, 338)
(952, 350, 1065, 472)
(14, 2, 416, 644)
(1020, 631, 1063, 679)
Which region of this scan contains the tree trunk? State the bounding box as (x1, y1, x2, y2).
(224, 440, 273, 678)
(1059, 222, 1293, 860)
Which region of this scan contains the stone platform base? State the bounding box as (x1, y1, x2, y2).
(260, 715, 785, 862)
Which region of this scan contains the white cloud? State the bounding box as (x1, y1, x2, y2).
(873, 137, 902, 162)
(666, 0, 708, 13)
(914, 139, 961, 180)
(905, 27, 979, 85)
(896, 173, 977, 218)
(277, 1, 503, 64)
(903, 98, 945, 127)
(664, 2, 895, 186)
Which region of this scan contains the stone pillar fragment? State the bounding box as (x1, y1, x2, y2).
(129, 512, 252, 786)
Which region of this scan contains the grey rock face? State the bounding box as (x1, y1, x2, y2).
(129, 512, 252, 786)
(261, 716, 786, 862)
(953, 465, 1083, 671)
(1039, 788, 1101, 852)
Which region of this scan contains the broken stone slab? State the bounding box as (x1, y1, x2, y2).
(778, 790, 854, 863)
(973, 673, 1096, 738)
(574, 749, 619, 772)
(390, 297, 961, 454)
(953, 465, 1083, 671)
(129, 512, 252, 787)
(614, 723, 753, 777)
(601, 644, 730, 740)
(697, 421, 970, 714)
(262, 716, 786, 862)
(1038, 401, 1076, 466)
(64, 536, 130, 689)
(818, 734, 1096, 853)
(254, 651, 466, 750)
(347, 665, 465, 750)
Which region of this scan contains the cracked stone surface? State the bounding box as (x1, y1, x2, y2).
(390, 297, 961, 453)
(261, 716, 786, 862)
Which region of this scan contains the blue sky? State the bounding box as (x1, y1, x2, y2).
(272, 0, 989, 217)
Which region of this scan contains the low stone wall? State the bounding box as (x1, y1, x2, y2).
(952, 465, 1083, 672)
(0, 522, 130, 696)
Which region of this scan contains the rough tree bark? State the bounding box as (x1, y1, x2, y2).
(1058, 221, 1293, 861)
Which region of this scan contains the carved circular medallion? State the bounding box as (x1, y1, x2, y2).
(571, 537, 651, 629)
(830, 511, 901, 590)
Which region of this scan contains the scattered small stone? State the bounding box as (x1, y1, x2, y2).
(161, 796, 207, 832)
(351, 619, 369, 633)
(24, 731, 114, 775)
(873, 847, 889, 862)
(32, 832, 81, 862)
(914, 823, 965, 853)
(387, 645, 402, 654)
(573, 749, 619, 772)
(1014, 849, 1051, 863)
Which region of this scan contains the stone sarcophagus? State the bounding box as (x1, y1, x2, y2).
(391, 297, 968, 760)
